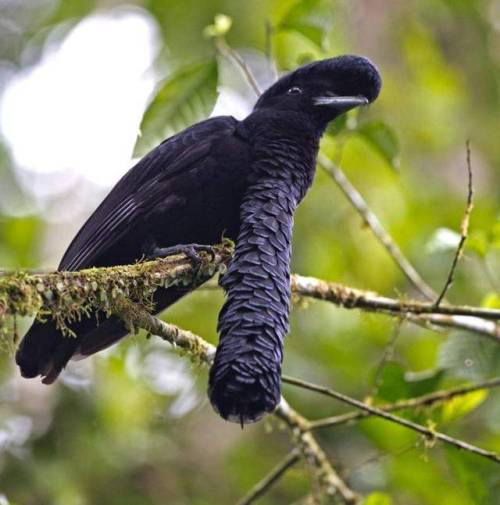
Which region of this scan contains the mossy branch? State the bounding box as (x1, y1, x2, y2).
(1, 241, 498, 345)
(111, 297, 357, 503)
(0, 242, 233, 341)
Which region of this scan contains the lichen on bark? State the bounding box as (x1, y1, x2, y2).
(0, 241, 234, 349)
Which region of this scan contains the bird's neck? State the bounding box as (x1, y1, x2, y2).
(244, 108, 322, 142)
(242, 109, 321, 203)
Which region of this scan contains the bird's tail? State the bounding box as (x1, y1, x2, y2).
(15, 319, 78, 384)
(17, 312, 137, 383)
(16, 286, 191, 384)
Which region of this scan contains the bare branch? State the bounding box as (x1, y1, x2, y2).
(202, 275, 499, 339)
(291, 275, 500, 320)
(108, 301, 357, 503)
(318, 153, 437, 301)
(2, 253, 498, 344)
(209, 40, 439, 305)
(282, 376, 500, 464)
(371, 319, 403, 398)
(235, 449, 301, 505)
(215, 38, 262, 96)
(435, 141, 474, 306)
(406, 313, 500, 342)
(308, 377, 500, 429)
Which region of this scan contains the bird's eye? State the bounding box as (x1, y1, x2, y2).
(287, 86, 303, 95)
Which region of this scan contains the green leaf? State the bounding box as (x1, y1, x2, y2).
(437, 332, 500, 381)
(466, 229, 488, 258)
(481, 292, 500, 309)
(278, 0, 335, 49)
(375, 363, 444, 402)
(363, 492, 393, 505)
(326, 113, 348, 136)
(405, 369, 445, 397)
(134, 60, 219, 157)
(357, 120, 400, 170)
(441, 390, 487, 424)
(375, 361, 411, 402)
(445, 447, 489, 503)
(490, 219, 500, 248)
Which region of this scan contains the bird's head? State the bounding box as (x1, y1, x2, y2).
(254, 55, 381, 129)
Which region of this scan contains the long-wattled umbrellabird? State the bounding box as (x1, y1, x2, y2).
(16, 55, 381, 424)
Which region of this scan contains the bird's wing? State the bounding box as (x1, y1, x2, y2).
(59, 116, 238, 271)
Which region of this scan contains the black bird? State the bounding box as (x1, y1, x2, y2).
(16, 55, 381, 423)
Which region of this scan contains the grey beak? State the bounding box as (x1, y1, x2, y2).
(313, 95, 369, 113)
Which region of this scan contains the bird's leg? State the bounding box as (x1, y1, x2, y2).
(146, 243, 216, 270)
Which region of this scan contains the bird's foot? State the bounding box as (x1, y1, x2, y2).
(146, 244, 215, 270)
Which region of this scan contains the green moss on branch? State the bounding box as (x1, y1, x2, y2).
(0, 242, 233, 344)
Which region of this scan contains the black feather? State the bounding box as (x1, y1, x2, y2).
(16, 55, 381, 425)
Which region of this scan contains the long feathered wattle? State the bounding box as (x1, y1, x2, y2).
(207, 112, 319, 424)
(208, 176, 297, 423)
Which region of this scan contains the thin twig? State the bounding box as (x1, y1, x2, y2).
(289, 495, 318, 505)
(407, 313, 499, 342)
(435, 141, 474, 306)
(215, 38, 262, 96)
(212, 40, 437, 303)
(318, 153, 437, 301)
(308, 377, 500, 429)
(110, 303, 357, 502)
(347, 441, 419, 477)
(200, 275, 500, 339)
(282, 375, 500, 464)
(276, 399, 360, 504)
(371, 319, 404, 398)
(235, 449, 301, 505)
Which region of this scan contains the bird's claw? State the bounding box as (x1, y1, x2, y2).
(146, 244, 215, 271)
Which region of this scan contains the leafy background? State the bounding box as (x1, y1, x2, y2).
(0, 0, 500, 503)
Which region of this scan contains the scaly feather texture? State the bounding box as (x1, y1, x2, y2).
(15, 55, 381, 424)
(209, 115, 319, 423)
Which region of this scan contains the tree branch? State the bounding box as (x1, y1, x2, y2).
(2, 256, 498, 342)
(113, 298, 216, 364)
(275, 399, 360, 504)
(406, 313, 499, 342)
(318, 153, 437, 301)
(235, 449, 301, 505)
(0, 243, 233, 338)
(434, 140, 474, 306)
(291, 274, 500, 341)
(308, 377, 500, 429)
(109, 298, 357, 503)
(282, 375, 500, 464)
(215, 37, 262, 96)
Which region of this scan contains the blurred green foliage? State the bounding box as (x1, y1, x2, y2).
(0, 0, 499, 504)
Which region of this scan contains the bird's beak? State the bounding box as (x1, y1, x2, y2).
(313, 95, 369, 113)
